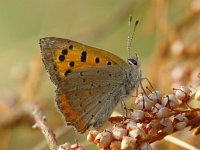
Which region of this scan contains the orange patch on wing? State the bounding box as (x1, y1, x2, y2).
(58, 93, 87, 133)
(59, 93, 80, 121)
(53, 48, 115, 78)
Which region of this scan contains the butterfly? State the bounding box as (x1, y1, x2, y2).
(40, 37, 141, 133)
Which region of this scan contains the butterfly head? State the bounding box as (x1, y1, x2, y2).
(127, 54, 141, 70)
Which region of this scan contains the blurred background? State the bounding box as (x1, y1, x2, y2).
(0, 0, 200, 149)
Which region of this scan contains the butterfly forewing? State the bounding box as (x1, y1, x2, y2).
(40, 37, 129, 84)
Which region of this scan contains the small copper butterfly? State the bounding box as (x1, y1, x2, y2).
(40, 18, 141, 133)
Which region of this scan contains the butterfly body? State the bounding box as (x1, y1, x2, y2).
(40, 37, 141, 133)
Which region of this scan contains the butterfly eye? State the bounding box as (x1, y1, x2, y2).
(128, 58, 138, 66)
(132, 59, 138, 65)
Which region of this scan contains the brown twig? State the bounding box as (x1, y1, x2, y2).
(164, 135, 200, 150)
(31, 125, 70, 150)
(176, 8, 200, 32)
(32, 103, 58, 150)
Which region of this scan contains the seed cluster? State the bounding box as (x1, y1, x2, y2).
(87, 86, 200, 150)
(58, 143, 85, 150)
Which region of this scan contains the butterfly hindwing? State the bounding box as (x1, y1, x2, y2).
(56, 66, 127, 133)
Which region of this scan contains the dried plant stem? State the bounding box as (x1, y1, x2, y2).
(32, 104, 58, 150)
(176, 8, 200, 32)
(32, 125, 71, 150)
(164, 135, 200, 150)
(145, 116, 200, 144)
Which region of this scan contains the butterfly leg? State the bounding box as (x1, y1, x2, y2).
(120, 100, 127, 120)
(140, 77, 155, 92)
(129, 77, 154, 101)
(139, 81, 148, 96)
(139, 77, 163, 102)
(137, 69, 154, 100)
(119, 95, 132, 120)
(139, 80, 154, 102)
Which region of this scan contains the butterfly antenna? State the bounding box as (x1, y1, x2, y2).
(127, 15, 139, 58)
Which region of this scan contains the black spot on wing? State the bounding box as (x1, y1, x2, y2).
(95, 57, 100, 63)
(69, 61, 75, 67)
(69, 45, 73, 50)
(61, 49, 68, 55)
(81, 51, 87, 62)
(107, 61, 112, 65)
(59, 55, 65, 62)
(64, 69, 71, 76)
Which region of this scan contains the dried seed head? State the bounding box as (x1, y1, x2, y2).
(121, 136, 136, 150)
(146, 120, 160, 135)
(58, 142, 72, 150)
(131, 109, 145, 121)
(161, 94, 180, 108)
(147, 120, 160, 129)
(87, 129, 99, 142)
(129, 126, 146, 139)
(151, 103, 162, 114)
(155, 107, 169, 119)
(94, 130, 113, 148)
(160, 118, 174, 134)
(112, 126, 128, 141)
(175, 122, 188, 130)
(71, 143, 85, 150)
(148, 127, 159, 136)
(174, 114, 188, 130)
(174, 86, 191, 102)
(168, 94, 180, 108)
(148, 91, 164, 103)
(135, 94, 153, 111)
(125, 119, 137, 131)
(174, 114, 189, 123)
(110, 141, 121, 150)
(139, 142, 153, 150)
(94, 133, 102, 145)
